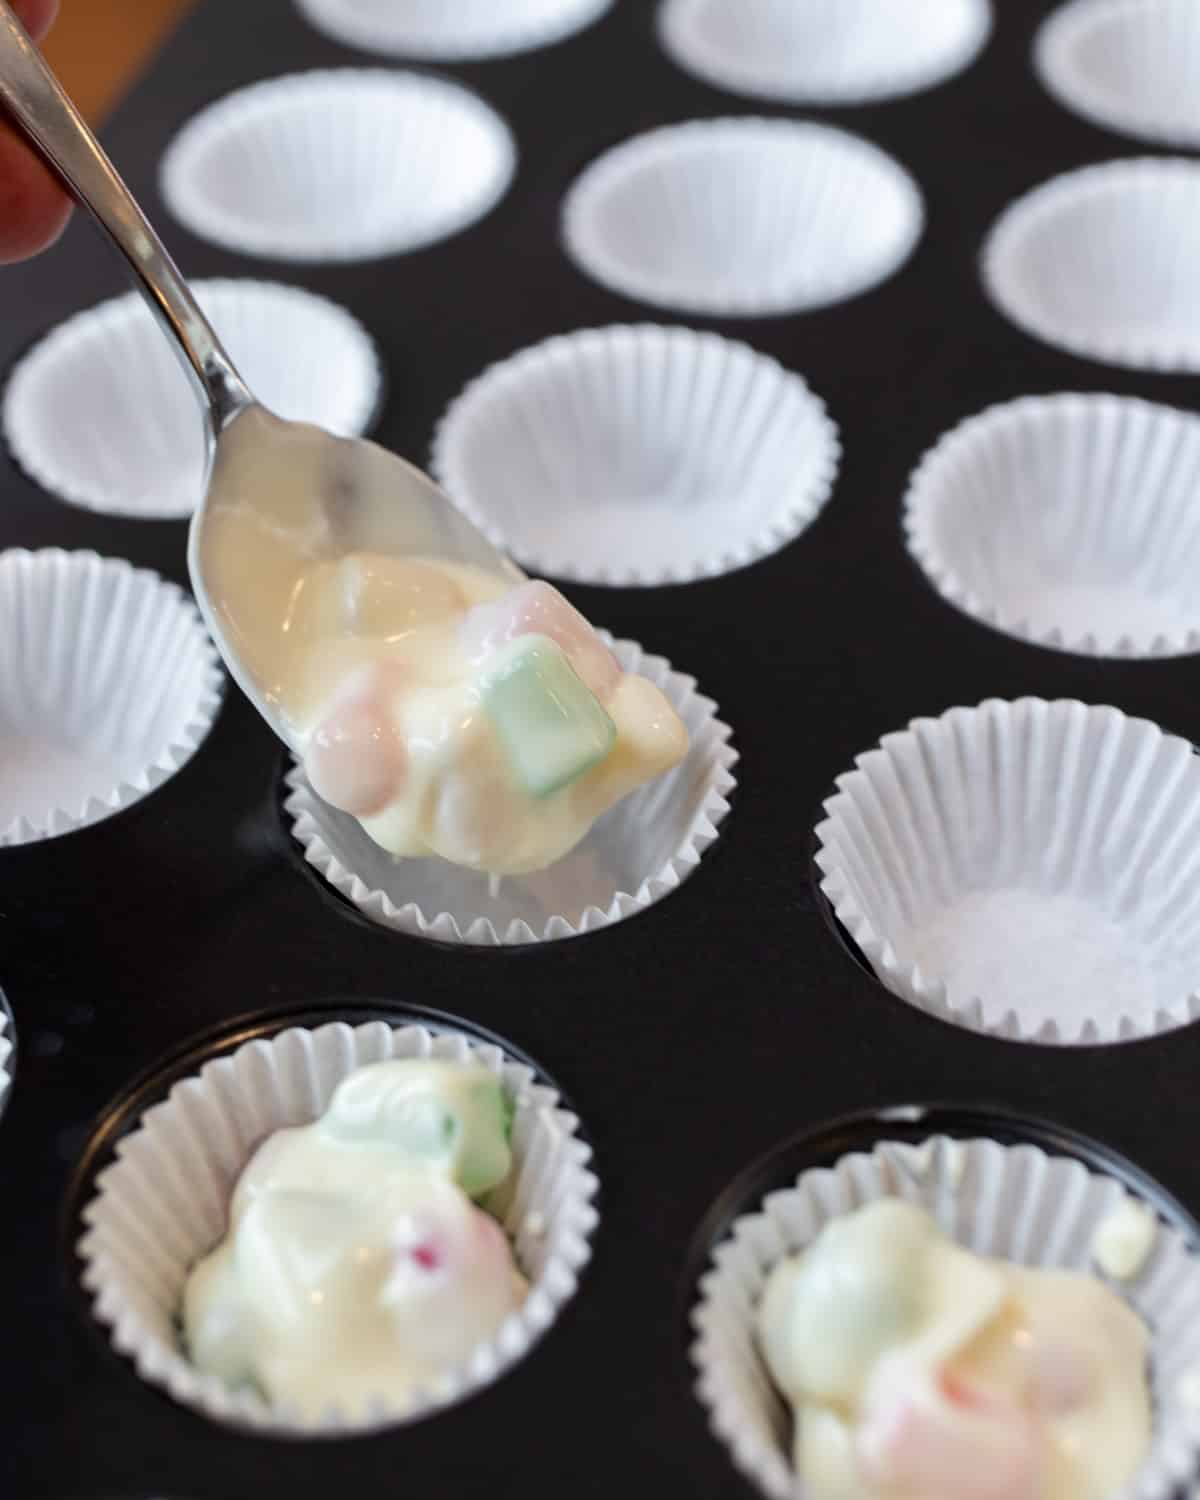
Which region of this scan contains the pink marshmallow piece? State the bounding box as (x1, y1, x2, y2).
(392, 1198, 511, 1286)
(857, 1361, 1041, 1500)
(306, 664, 408, 817)
(410, 1240, 443, 1272)
(1026, 1339, 1093, 1415)
(461, 581, 621, 701)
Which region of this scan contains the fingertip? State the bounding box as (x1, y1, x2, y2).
(0, 130, 72, 264)
(13, 0, 59, 44)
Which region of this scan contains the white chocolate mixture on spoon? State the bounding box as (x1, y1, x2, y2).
(201, 409, 688, 874)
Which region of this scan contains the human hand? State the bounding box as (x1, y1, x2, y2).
(1, 0, 71, 263)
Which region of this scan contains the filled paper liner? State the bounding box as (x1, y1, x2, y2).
(161, 69, 516, 263)
(431, 324, 840, 586)
(285, 636, 737, 945)
(0, 1010, 10, 1115)
(294, 0, 612, 60)
(904, 393, 1200, 658)
(3, 279, 381, 520)
(815, 698, 1200, 1045)
(982, 157, 1200, 372)
(0, 550, 223, 848)
(691, 1134, 1200, 1500)
(562, 118, 923, 318)
(1036, 0, 1200, 148)
(78, 1019, 599, 1435)
(658, 0, 991, 105)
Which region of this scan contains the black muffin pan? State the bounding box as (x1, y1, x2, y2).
(3, 1, 1200, 1496)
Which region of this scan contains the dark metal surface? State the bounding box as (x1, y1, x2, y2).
(1, 1, 1198, 1495)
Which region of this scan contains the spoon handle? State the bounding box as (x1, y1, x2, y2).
(0, 0, 250, 428)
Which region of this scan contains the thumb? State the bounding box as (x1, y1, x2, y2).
(0, 0, 72, 264)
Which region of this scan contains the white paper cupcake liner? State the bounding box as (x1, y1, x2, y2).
(431, 325, 840, 586)
(658, 0, 992, 106)
(904, 393, 1200, 658)
(285, 635, 737, 945)
(815, 698, 1200, 1045)
(692, 1134, 1200, 1500)
(0, 550, 223, 848)
(161, 70, 516, 263)
(982, 157, 1200, 372)
(1036, 0, 1200, 148)
(294, 0, 613, 60)
(0, 1008, 11, 1115)
(562, 119, 924, 318)
(3, 279, 381, 520)
(78, 1018, 599, 1435)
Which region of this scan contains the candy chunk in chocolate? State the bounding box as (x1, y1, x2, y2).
(480, 634, 616, 799)
(857, 1356, 1041, 1500)
(322, 1059, 513, 1199)
(463, 580, 621, 701)
(307, 681, 406, 817)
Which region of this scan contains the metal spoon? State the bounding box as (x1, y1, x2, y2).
(0, 1, 519, 748)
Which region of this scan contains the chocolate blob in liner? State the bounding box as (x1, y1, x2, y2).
(62, 1001, 596, 1435)
(682, 1103, 1200, 1498)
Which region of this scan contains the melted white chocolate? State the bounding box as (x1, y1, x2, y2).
(183, 1061, 525, 1417)
(199, 409, 688, 874)
(758, 1199, 1152, 1500)
(1091, 1198, 1157, 1281)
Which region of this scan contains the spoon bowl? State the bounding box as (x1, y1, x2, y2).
(190, 408, 522, 746)
(0, 0, 518, 748)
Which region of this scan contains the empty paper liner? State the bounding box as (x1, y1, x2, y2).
(432, 324, 840, 586)
(904, 392, 1200, 657)
(4, 279, 381, 519)
(78, 1018, 599, 1435)
(285, 635, 737, 945)
(0, 550, 222, 847)
(161, 69, 516, 263)
(815, 697, 1200, 1044)
(1036, 0, 1200, 148)
(562, 118, 924, 318)
(659, 0, 991, 105)
(983, 157, 1200, 372)
(294, 0, 612, 59)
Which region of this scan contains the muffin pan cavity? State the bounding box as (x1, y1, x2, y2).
(983, 158, 1200, 372)
(432, 324, 840, 586)
(294, 0, 614, 60)
(76, 1008, 598, 1435)
(4, 280, 381, 519)
(689, 1106, 1200, 1500)
(0, 550, 222, 846)
(904, 393, 1200, 658)
(816, 698, 1200, 1044)
(161, 69, 517, 262)
(562, 118, 924, 317)
(659, 0, 992, 105)
(1036, 0, 1200, 148)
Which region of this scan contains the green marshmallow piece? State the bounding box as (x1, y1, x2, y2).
(323, 1060, 513, 1199)
(480, 634, 616, 799)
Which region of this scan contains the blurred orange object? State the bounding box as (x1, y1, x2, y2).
(43, 0, 196, 121)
